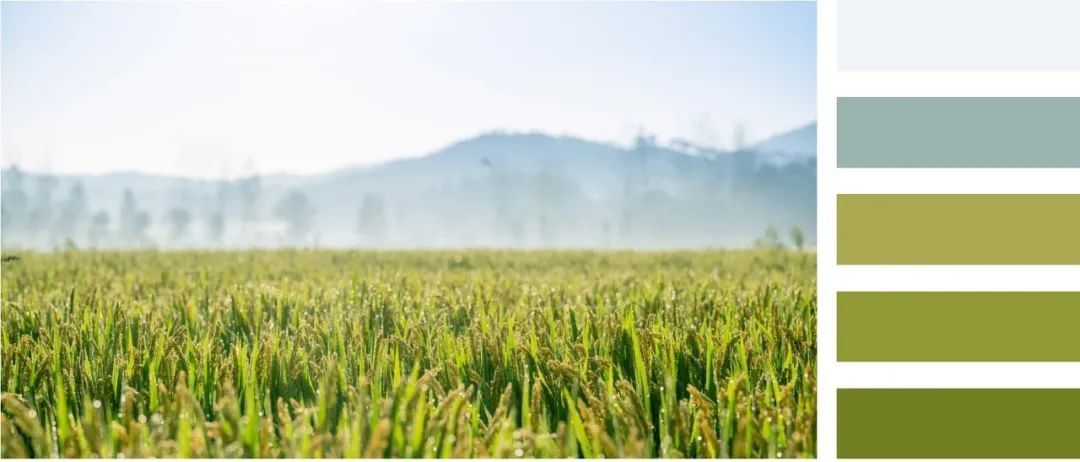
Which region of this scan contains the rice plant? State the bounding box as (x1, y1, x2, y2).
(1, 250, 815, 458)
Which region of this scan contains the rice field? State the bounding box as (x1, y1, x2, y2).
(0, 250, 816, 458)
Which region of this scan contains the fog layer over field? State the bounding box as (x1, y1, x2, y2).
(1, 124, 815, 250)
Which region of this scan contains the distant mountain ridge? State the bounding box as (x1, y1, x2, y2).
(751, 122, 817, 165)
(1, 123, 816, 250)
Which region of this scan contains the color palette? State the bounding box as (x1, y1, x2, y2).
(838, 389, 1080, 458)
(838, 292, 1080, 361)
(837, 194, 1080, 265)
(835, 3, 1080, 459)
(838, 97, 1080, 168)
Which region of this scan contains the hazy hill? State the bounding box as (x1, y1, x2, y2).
(751, 122, 817, 164)
(1, 124, 816, 250)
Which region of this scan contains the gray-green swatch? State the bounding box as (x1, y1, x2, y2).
(838, 389, 1080, 458)
(838, 97, 1080, 167)
(838, 292, 1080, 361)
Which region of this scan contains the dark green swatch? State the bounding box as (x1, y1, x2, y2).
(838, 389, 1080, 458)
(838, 292, 1080, 361)
(838, 97, 1080, 167)
(837, 194, 1080, 265)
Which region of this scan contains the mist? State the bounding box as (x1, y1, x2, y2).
(1, 126, 816, 251)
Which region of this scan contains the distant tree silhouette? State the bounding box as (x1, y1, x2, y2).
(789, 226, 806, 251)
(755, 226, 785, 250)
(118, 188, 151, 244)
(238, 172, 261, 230)
(0, 165, 29, 239)
(88, 211, 111, 248)
(207, 212, 226, 245)
(53, 183, 88, 245)
(28, 176, 59, 243)
(357, 193, 386, 245)
(275, 190, 315, 243)
(166, 207, 192, 242)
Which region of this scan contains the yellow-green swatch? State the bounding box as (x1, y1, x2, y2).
(837, 194, 1080, 264)
(838, 292, 1080, 361)
(839, 389, 1080, 458)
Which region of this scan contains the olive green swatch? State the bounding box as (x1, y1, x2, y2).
(838, 292, 1080, 361)
(838, 389, 1080, 458)
(838, 97, 1080, 167)
(837, 194, 1080, 264)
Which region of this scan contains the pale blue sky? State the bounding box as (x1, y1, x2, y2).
(2, 1, 815, 178)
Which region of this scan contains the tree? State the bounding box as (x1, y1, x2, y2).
(53, 183, 89, 245)
(754, 226, 785, 250)
(1, 165, 29, 240)
(207, 212, 226, 245)
(166, 207, 192, 242)
(357, 193, 386, 245)
(789, 226, 806, 251)
(133, 212, 151, 244)
(88, 211, 111, 248)
(274, 190, 315, 243)
(28, 175, 58, 241)
(238, 173, 261, 229)
(118, 188, 150, 244)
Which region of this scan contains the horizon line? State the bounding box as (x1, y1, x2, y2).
(2, 120, 817, 181)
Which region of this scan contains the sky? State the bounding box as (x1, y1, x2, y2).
(1, 1, 816, 179)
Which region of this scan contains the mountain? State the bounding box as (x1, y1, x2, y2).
(1, 124, 816, 250)
(750, 122, 817, 166)
(310, 131, 729, 205)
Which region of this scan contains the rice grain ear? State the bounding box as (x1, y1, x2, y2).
(4, 250, 816, 457)
(2, 393, 48, 458)
(1, 414, 30, 458)
(362, 418, 391, 458)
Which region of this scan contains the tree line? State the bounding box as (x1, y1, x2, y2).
(1, 166, 387, 250)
